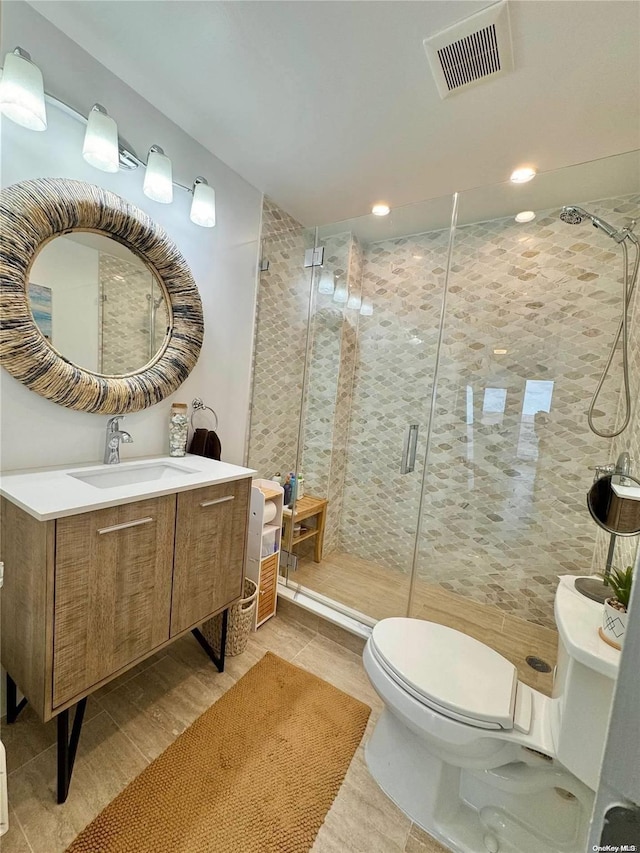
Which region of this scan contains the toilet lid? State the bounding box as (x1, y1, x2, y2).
(371, 618, 518, 729)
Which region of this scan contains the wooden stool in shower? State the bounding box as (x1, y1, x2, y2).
(282, 496, 328, 563)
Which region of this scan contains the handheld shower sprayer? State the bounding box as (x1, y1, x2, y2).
(559, 205, 639, 438)
(559, 206, 637, 243)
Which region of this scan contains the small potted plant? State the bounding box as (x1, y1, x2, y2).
(599, 565, 634, 650)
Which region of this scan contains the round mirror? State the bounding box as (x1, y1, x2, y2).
(1, 178, 203, 413)
(29, 232, 170, 376)
(587, 474, 640, 536)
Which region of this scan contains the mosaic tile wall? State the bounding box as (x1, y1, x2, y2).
(301, 234, 363, 553)
(336, 232, 450, 577)
(99, 253, 168, 375)
(323, 237, 363, 553)
(246, 198, 315, 479)
(337, 194, 639, 627)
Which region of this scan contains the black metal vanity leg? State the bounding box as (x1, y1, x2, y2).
(57, 698, 87, 804)
(192, 608, 228, 673)
(5, 672, 28, 724)
(218, 607, 228, 672)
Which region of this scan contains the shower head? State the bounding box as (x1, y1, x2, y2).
(559, 206, 622, 241)
(559, 206, 585, 225)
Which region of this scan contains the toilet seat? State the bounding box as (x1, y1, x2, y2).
(370, 618, 520, 730)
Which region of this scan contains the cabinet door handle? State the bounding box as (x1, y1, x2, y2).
(200, 495, 235, 508)
(98, 516, 154, 535)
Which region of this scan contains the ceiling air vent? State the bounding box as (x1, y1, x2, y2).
(424, 1, 513, 99)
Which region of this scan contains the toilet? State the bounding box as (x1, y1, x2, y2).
(363, 578, 620, 853)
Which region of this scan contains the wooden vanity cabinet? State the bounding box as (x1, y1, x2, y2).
(171, 478, 251, 636)
(0, 476, 251, 722)
(52, 495, 176, 708)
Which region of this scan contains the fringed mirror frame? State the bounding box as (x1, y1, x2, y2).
(0, 178, 203, 414)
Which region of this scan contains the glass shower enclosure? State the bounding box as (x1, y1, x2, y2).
(247, 150, 640, 632)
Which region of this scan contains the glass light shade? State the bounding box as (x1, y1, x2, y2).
(190, 179, 216, 227)
(347, 293, 362, 310)
(515, 210, 536, 223)
(333, 283, 349, 304)
(82, 105, 119, 173)
(318, 269, 335, 295)
(0, 49, 47, 131)
(360, 299, 373, 316)
(143, 146, 173, 204)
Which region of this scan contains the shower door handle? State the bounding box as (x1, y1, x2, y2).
(400, 424, 419, 474)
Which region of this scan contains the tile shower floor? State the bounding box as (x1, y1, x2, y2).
(293, 550, 558, 696)
(2, 610, 447, 853)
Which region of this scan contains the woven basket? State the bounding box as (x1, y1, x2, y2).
(201, 578, 258, 657)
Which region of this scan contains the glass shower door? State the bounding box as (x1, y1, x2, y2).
(246, 201, 317, 583)
(287, 194, 456, 621)
(409, 152, 640, 675)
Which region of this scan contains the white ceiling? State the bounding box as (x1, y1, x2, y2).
(27, 0, 640, 226)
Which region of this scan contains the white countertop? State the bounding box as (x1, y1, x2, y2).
(554, 576, 620, 680)
(0, 455, 257, 521)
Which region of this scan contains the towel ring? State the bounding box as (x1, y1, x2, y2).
(191, 398, 219, 431)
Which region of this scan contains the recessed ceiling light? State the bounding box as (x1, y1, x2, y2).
(510, 166, 536, 184)
(493, 348, 508, 355)
(515, 210, 536, 223)
(372, 202, 390, 216)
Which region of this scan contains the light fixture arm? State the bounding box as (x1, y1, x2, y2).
(40, 90, 192, 191)
(12, 46, 33, 62)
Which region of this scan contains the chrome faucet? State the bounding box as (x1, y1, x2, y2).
(104, 416, 133, 464)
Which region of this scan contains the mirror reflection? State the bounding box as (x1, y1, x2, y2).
(587, 474, 640, 536)
(28, 232, 169, 375)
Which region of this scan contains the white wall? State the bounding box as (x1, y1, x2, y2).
(30, 237, 100, 372)
(0, 0, 263, 471)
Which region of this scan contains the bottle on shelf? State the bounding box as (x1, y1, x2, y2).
(169, 403, 189, 456)
(282, 474, 292, 506)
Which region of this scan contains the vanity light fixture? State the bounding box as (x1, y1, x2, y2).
(318, 269, 335, 295)
(0, 47, 47, 131)
(510, 166, 536, 184)
(360, 298, 374, 316)
(0, 46, 217, 227)
(515, 210, 536, 223)
(372, 202, 391, 216)
(347, 293, 362, 310)
(82, 104, 119, 173)
(190, 177, 216, 228)
(333, 281, 349, 304)
(143, 145, 174, 204)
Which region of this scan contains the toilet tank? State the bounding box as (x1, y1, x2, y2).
(551, 580, 619, 791)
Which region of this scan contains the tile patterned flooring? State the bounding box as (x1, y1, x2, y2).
(293, 550, 558, 695)
(2, 609, 448, 853)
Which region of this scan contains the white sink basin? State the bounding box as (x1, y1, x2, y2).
(69, 461, 198, 490)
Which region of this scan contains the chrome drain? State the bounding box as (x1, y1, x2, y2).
(526, 655, 552, 673)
